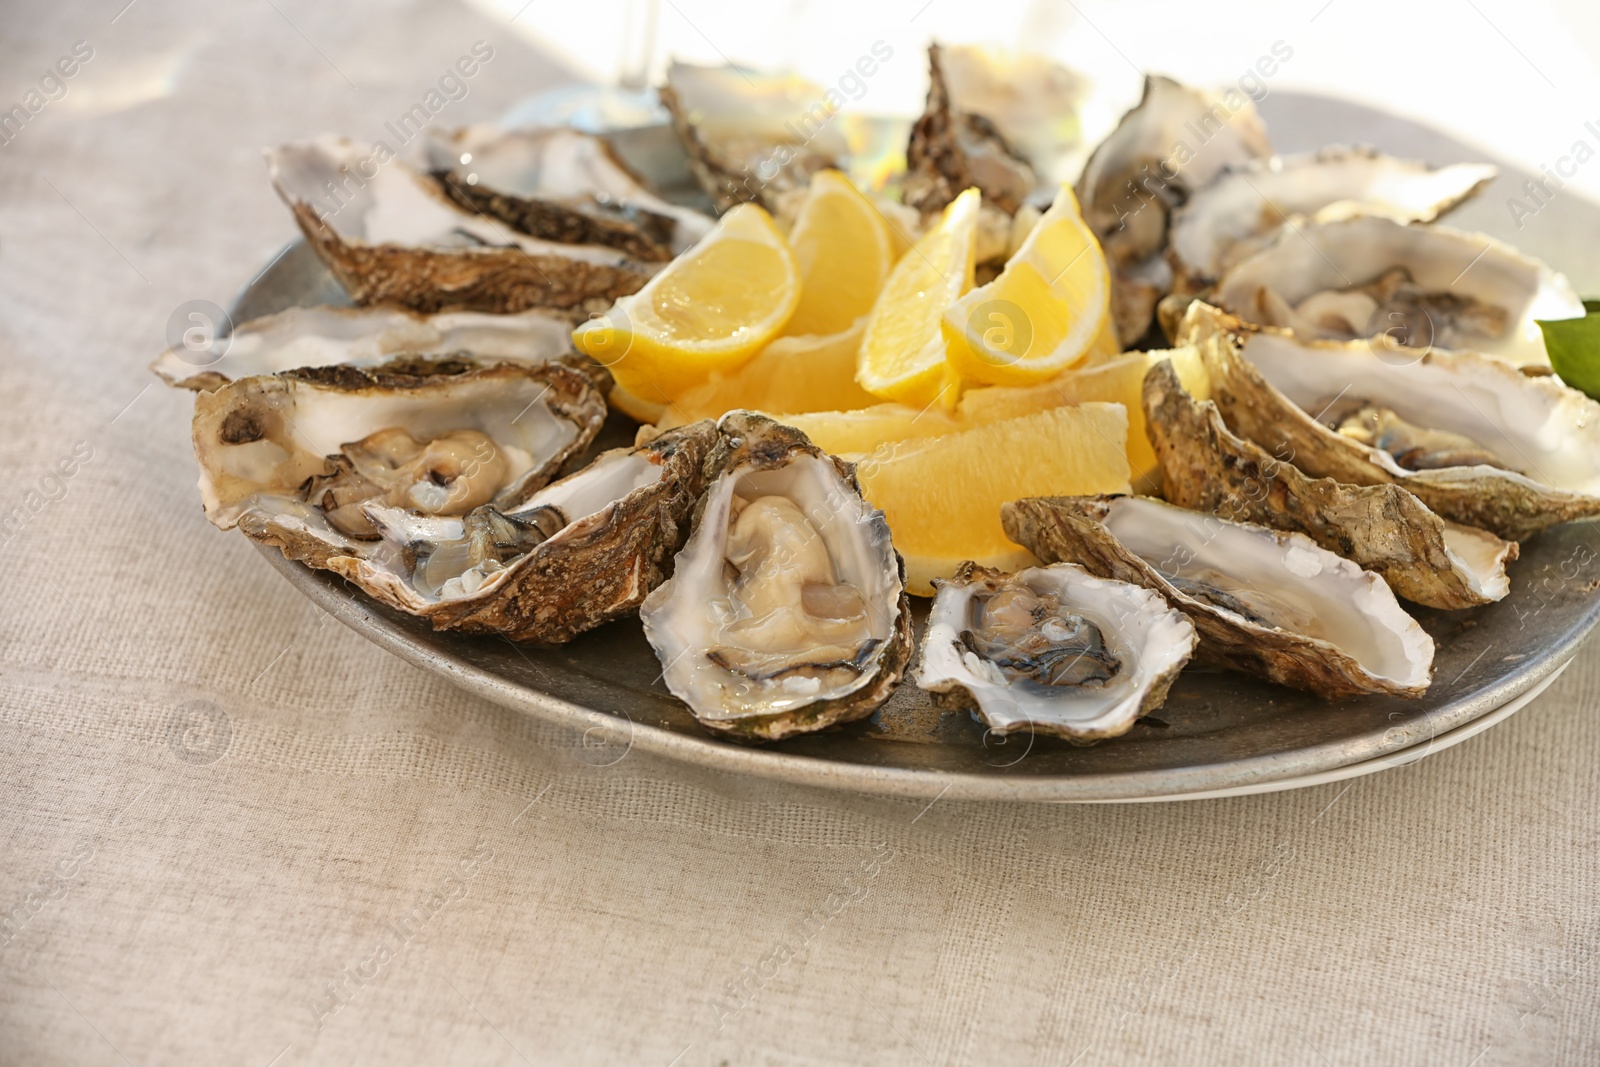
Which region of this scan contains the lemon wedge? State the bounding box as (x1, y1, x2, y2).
(942, 184, 1115, 387)
(784, 171, 896, 337)
(663, 319, 879, 422)
(775, 346, 1208, 481)
(573, 203, 800, 404)
(849, 403, 1133, 595)
(856, 187, 980, 407)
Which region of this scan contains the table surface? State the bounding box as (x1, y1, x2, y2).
(3, 1, 1599, 1064)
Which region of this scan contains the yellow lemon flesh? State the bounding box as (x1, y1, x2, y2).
(942, 184, 1115, 388)
(856, 187, 980, 408)
(572, 203, 799, 404)
(783, 170, 896, 337)
(849, 403, 1133, 596)
(778, 346, 1209, 486)
(659, 319, 879, 424)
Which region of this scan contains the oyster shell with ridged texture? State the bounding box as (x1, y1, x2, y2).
(915, 562, 1196, 743)
(1002, 495, 1435, 699)
(267, 137, 659, 315)
(640, 412, 913, 741)
(1213, 215, 1583, 366)
(422, 125, 713, 259)
(1076, 74, 1272, 346)
(1181, 301, 1600, 541)
(153, 305, 575, 391)
(903, 42, 1037, 219)
(659, 62, 846, 213)
(1169, 148, 1495, 293)
(1142, 357, 1516, 608)
(329, 420, 717, 643)
(195, 358, 606, 571)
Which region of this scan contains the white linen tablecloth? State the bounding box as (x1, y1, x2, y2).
(2, 1, 1597, 1063)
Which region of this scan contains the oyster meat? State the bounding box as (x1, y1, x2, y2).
(915, 562, 1196, 742)
(195, 358, 606, 570)
(659, 62, 846, 213)
(1213, 215, 1584, 365)
(267, 137, 660, 315)
(1169, 148, 1496, 292)
(422, 125, 713, 258)
(1142, 357, 1516, 608)
(152, 305, 575, 391)
(1182, 301, 1600, 540)
(1076, 75, 1272, 346)
(1002, 495, 1435, 699)
(331, 420, 717, 643)
(640, 413, 913, 741)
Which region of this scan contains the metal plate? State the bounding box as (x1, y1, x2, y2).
(232, 93, 1600, 801)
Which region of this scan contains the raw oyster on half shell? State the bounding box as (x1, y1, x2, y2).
(1213, 215, 1584, 366)
(1182, 302, 1600, 540)
(1142, 357, 1516, 608)
(903, 43, 1037, 218)
(1076, 75, 1272, 345)
(659, 62, 847, 213)
(915, 562, 1196, 742)
(640, 412, 913, 741)
(422, 125, 713, 259)
(331, 421, 717, 643)
(1169, 148, 1496, 292)
(267, 137, 660, 315)
(152, 305, 574, 391)
(1002, 495, 1435, 699)
(195, 358, 606, 569)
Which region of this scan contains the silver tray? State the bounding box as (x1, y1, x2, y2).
(233, 93, 1600, 801)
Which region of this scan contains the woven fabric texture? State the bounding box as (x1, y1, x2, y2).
(2, 2, 1597, 1064)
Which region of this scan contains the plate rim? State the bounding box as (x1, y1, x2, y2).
(257, 540, 1592, 802)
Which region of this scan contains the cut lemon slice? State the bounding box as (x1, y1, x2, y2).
(663, 318, 879, 423)
(942, 184, 1115, 387)
(784, 171, 896, 337)
(774, 346, 1209, 479)
(856, 187, 980, 407)
(572, 203, 799, 404)
(849, 403, 1133, 596)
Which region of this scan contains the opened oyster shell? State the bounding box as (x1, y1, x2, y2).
(659, 62, 846, 213)
(327, 421, 717, 643)
(1076, 74, 1271, 345)
(933, 44, 1091, 190)
(1002, 495, 1435, 699)
(903, 43, 1037, 218)
(1169, 148, 1495, 292)
(915, 562, 1196, 743)
(153, 305, 574, 391)
(422, 125, 713, 258)
(1213, 215, 1584, 365)
(195, 358, 606, 570)
(640, 412, 913, 741)
(267, 137, 659, 315)
(1182, 302, 1600, 540)
(1142, 357, 1516, 608)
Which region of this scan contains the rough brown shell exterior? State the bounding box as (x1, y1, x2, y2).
(288, 199, 653, 317)
(1000, 496, 1432, 700)
(1184, 303, 1600, 540)
(903, 43, 1036, 218)
(1142, 358, 1517, 608)
(352, 420, 720, 644)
